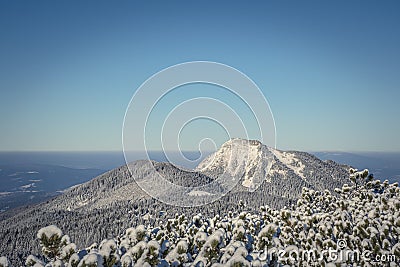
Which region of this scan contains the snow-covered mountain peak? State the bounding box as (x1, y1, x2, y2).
(196, 138, 273, 190)
(196, 138, 329, 188)
(196, 138, 263, 171)
(221, 137, 263, 147)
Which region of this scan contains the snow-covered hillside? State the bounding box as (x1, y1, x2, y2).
(2, 170, 399, 266)
(0, 139, 351, 265)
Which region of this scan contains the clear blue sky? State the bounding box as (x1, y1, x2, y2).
(0, 0, 399, 152)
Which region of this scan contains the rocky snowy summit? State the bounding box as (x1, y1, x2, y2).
(197, 138, 274, 191)
(196, 138, 316, 191)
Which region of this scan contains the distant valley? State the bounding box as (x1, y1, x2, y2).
(0, 163, 105, 212)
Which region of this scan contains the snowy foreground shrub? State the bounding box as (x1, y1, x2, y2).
(2, 169, 400, 266)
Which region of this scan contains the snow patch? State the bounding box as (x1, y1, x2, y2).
(76, 199, 89, 207)
(271, 149, 306, 180)
(20, 183, 36, 190)
(29, 179, 42, 182)
(188, 190, 214, 196)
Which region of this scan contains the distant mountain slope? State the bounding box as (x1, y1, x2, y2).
(0, 139, 350, 265)
(313, 151, 400, 183)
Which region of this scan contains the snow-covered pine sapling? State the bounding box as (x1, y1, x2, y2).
(166, 240, 189, 266)
(60, 242, 77, 263)
(36, 225, 66, 262)
(25, 255, 45, 267)
(130, 241, 147, 262)
(202, 239, 220, 264)
(233, 226, 246, 242)
(135, 225, 147, 242)
(120, 254, 133, 267)
(200, 230, 224, 265)
(257, 223, 278, 250)
(226, 247, 250, 267)
(280, 209, 291, 223)
(77, 253, 103, 267)
(0, 257, 10, 267)
(68, 253, 80, 267)
(144, 240, 161, 266)
(194, 231, 207, 252)
(350, 168, 371, 192)
(99, 239, 119, 267)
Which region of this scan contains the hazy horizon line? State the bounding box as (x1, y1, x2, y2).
(1, 149, 400, 153)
